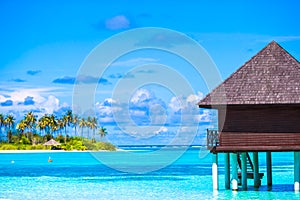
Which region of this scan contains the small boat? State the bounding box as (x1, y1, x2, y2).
(48, 156, 53, 162)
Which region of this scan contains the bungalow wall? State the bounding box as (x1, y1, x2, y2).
(219, 104, 300, 133)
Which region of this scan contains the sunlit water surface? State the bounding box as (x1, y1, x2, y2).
(0, 149, 299, 200)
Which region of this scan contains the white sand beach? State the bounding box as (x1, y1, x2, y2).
(0, 149, 122, 153)
(0, 150, 66, 153)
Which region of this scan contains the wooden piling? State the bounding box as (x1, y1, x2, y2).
(294, 151, 300, 191)
(266, 152, 272, 186)
(212, 153, 219, 190)
(231, 153, 238, 191)
(224, 153, 230, 189)
(241, 152, 247, 190)
(253, 152, 260, 188)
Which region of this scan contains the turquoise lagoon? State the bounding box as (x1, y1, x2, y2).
(0, 148, 299, 200)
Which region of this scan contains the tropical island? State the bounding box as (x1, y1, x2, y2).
(0, 110, 116, 151)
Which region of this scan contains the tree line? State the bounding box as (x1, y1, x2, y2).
(0, 110, 108, 145)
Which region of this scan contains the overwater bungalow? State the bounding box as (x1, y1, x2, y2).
(198, 41, 300, 191)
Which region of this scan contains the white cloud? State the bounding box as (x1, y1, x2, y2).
(0, 87, 70, 119)
(168, 91, 208, 125)
(186, 92, 203, 103)
(130, 88, 153, 104)
(168, 96, 182, 113)
(8, 89, 46, 104)
(40, 95, 60, 114)
(95, 98, 122, 124)
(105, 15, 130, 30)
(94, 89, 210, 128)
(0, 95, 7, 102)
(95, 89, 167, 128)
(129, 110, 146, 117)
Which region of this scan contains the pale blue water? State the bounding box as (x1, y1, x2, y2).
(0, 149, 299, 200)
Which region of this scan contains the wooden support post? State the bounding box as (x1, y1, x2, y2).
(212, 153, 219, 190)
(241, 152, 247, 190)
(253, 152, 260, 188)
(266, 152, 272, 186)
(294, 151, 300, 192)
(231, 153, 238, 191)
(224, 153, 230, 190)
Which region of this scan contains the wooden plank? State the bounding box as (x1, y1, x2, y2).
(211, 145, 300, 153)
(219, 132, 300, 147)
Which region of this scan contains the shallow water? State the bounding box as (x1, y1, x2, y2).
(0, 149, 299, 199)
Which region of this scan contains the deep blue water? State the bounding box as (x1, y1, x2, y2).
(0, 149, 299, 199)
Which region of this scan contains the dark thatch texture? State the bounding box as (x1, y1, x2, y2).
(198, 41, 300, 107)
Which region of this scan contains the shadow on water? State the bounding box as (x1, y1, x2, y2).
(246, 184, 294, 192)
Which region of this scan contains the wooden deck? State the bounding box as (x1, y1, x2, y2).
(211, 145, 300, 153)
(207, 131, 300, 153)
(219, 132, 300, 146)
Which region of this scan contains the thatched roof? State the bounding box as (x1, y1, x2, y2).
(43, 139, 61, 146)
(198, 41, 300, 107)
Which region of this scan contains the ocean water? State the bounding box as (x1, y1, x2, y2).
(0, 149, 299, 200)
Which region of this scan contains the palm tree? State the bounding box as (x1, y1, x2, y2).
(24, 111, 37, 132)
(61, 116, 68, 143)
(62, 116, 68, 135)
(0, 113, 4, 141)
(73, 114, 79, 136)
(56, 118, 64, 136)
(65, 110, 73, 136)
(37, 114, 51, 136)
(4, 114, 15, 143)
(37, 116, 46, 136)
(79, 117, 86, 138)
(48, 114, 57, 137)
(98, 126, 107, 141)
(23, 111, 37, 140)
(90, 117, 98, 142)
(16, 119, 26, 134)
(86, 116, 92, 139)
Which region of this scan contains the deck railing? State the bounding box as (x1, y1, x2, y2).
(207, 129, 219, 149)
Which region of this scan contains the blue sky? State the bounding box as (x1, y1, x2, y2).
(1, 0, 300, 145)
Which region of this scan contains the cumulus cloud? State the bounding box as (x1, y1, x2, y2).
(27, 70, 41, 76)
(41, 95, 60, 114)
(105, 15, 130, 30)
(130, 88, 153, 104)
(94, 89, 209, 128)
(168, 91, 207, 125)
(128, 89, 167, 125)
(0, 88, 70, 120)
(95, 98, 121, 125)
(95, 89, 167, 128)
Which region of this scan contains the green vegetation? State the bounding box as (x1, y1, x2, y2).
(0, 110, 116, 151)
